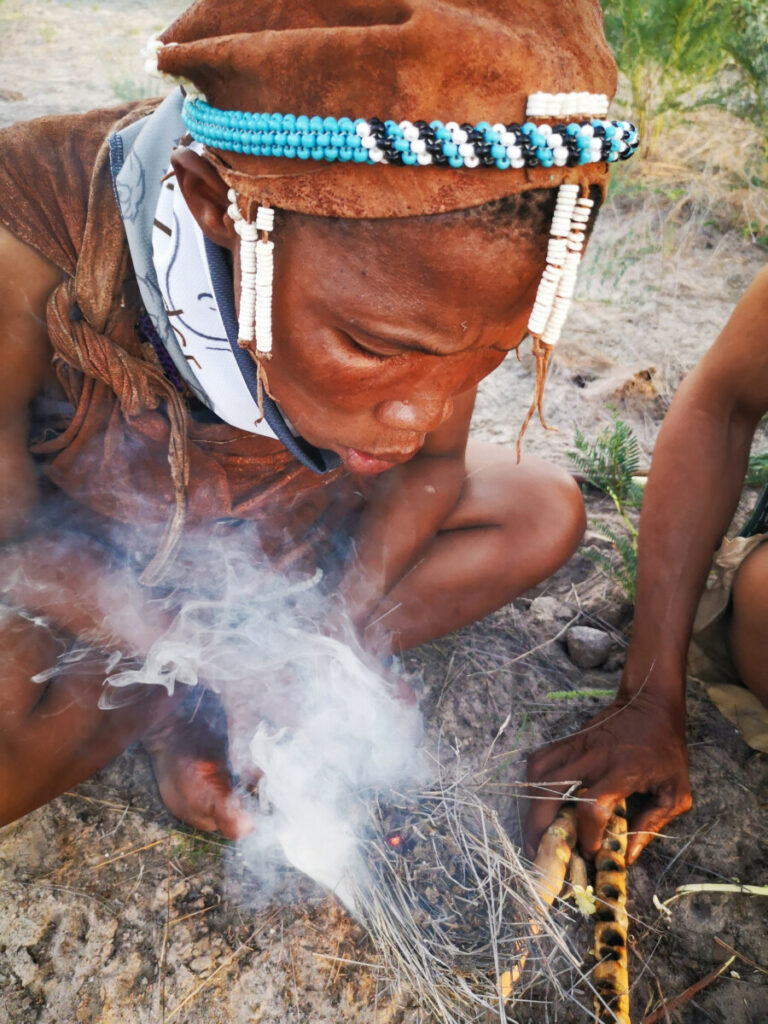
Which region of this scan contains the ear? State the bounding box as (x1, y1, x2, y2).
(170, 148, 236, 249)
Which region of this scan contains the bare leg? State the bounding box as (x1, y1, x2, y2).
(729, 542, 768, 707)
(0, 610, 250, 835)
(364, 441, 585, 653)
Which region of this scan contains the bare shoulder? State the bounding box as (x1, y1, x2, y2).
(0, 225, 63, 539)
(0, 224, 63, 421)
(689, 266, 768, 420)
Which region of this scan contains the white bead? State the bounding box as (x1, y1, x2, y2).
(369, 147, 385, 162)
(511, 157, 526, 169)
(453, 128, 468, 145)
(361, 135, 377, 149)
(356, 121, 371, 137)
(553, 148, 569, 167)
(410, 138, 426, 154)
(550, 221, 571, 237)
(256, 206, 274, 231)
(399, 119, 413, 133)
(547, 133, 563, 148)
(501, 132, 517, 147)
(539, 123, 552, 137)
(559, 183, 580, 195)
(459, 141, 475, 158)
(578, 196, 595, 208)
(463, 153, 480, 168)
(445, 121, 459, 132)
(492, 122, 506, 135)
(403, 125, 420, 142)
(227, 188, 238, 204)
(506, 145, 522, 161)
(417, 152, 433, 165)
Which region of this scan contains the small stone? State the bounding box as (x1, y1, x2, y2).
(566, 626, 613, 669)
(528, 595, 573, 626)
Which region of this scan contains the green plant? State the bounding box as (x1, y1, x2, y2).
(600, 0, 730, 154)
(568, 417, 644, 600)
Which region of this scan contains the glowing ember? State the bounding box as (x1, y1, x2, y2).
(386, 832, 402, 848)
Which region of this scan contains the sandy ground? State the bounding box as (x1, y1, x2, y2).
(0, 2, 766, 1022)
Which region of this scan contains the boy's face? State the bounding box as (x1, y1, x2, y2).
(239, 209, 545, 473)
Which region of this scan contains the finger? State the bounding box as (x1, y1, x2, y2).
(575, 785, 624, 859)
(524, 756, 596, 858)
(626, 790, 691, 864)
(214, 793, 257, 840)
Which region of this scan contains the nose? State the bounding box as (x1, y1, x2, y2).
(374, 391, 455, 434)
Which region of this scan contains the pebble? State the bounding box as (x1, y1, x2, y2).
(566, 626, 614, 669)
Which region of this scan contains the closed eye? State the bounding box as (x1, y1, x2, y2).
(342, 331, 401, 361)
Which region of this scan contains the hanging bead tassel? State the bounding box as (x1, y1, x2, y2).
(518, 185, 594, 459)
(227, 189, 275, 357)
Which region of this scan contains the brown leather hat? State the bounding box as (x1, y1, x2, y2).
(157, 0, 617, 216)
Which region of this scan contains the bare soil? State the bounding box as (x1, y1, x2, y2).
(0, 3, 766, 1023)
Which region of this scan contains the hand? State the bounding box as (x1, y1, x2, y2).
(525, 689, 692, 864)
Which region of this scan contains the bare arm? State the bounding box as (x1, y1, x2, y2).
(0, 225, 170, 652)
(527, 267, 768, 862)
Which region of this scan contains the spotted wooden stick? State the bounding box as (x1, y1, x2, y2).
(592, 799, 630, 1023)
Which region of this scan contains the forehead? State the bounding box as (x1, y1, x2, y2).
(276, 206, 547, 331)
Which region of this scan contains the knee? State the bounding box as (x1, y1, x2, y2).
(519, 459, 586, 564)
(732, 543, 768, 624)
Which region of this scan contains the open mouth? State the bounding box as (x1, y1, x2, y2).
(342, 447, 417, 474)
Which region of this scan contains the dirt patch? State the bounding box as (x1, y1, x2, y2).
(0, 3, 766, 1023)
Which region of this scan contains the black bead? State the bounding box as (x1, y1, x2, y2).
(553, 123, 567, 135)
(619, 148, 634, 160)
(460, 122, 474, 132)
(593, 125, 606, 138)
(368, 116, 383, 126)
(414, 119, 429, 129)
(433, 153, 448, 165)
(526, 155, 540, 167)
(426, 140, 443, 154)
(481, 153, 495, 166)
(506, 122, 521, 133)
(476, 143, 492, 158)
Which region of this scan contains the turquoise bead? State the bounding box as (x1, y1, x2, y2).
(297, 147, 310, 159)
(283, 146, 296, 158)
(301, 132, 315, 148)
(529, 130, 545, 147)
(490, 143, 506, 159)
(393, 138, 409, 152)
(272, 146, 284, 157)
(296, 115, 310, 130)
(539, 149, 554, 167)
(323, 116, 338, 130)
(443, 141, 458, 157)
(448, 154, 464, 168)
(495, 155, 510, 169)
(566, 123, 580, 136)
(485, 128, 500, 144)
(260, 145, 273, 156)
(287, 132, 300, 146)
(317, 131, 331, 147)
(353, 149, 368, 163)
(311, 147, 324, 160)
(331, 132, 345, 147)
(338, 147, 352, 161)
(283, 113, 296, 127)
(309, 116, 323, 130)
(275, 131, 287, 146)
(435, 126, 451, 141)
(476, 121, 491, 132)
(338, 117, 354, 132)
(522, 121, 536, 134)
(325, 147, 338, 161)
(269, 113, 282, 128)
(401, 151, 418, 165)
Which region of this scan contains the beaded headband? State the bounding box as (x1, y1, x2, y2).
(183, 86, 641, 449)
(183, 98, 639, 171)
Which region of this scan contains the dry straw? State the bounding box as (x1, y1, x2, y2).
(343, 777, 596, 1023)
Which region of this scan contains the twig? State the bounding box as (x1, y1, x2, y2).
(91, 837, 169, 869)
(713, 936, 768, 977)
(641, 956, 735, 1024)
(663, 882, 768, 907)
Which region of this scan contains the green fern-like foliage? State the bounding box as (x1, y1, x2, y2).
(568, 417, 644, 515)
(745, 450, 768, 488)
(568, 417, 643, 601)
(585, 520, 638, 601)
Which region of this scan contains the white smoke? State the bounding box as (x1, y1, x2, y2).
(101, 527, 426, 911)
